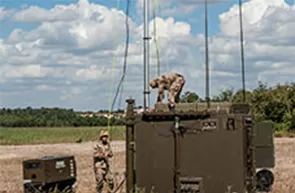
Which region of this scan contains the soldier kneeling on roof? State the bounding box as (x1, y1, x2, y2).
(93, 130, 114, 193)
(150, 72, 185, 110)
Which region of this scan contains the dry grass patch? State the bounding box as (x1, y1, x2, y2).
(0, 138, 294, 193)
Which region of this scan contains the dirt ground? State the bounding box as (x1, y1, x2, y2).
(0, 138, 294, 193)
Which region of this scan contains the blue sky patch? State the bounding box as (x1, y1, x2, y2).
(0, 0, 252, 39)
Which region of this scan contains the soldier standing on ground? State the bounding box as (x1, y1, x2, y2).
(150, 72, 185, 109)
(93, 130, 114, 193)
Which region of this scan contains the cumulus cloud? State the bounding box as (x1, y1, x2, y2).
(75, 65, 118, 80)
(8, 2, 136, 51)
(219, 0, 294, 40)
(0, 0, 294, 110)
(12, 5, 79, 23)
(0, 7, 14, 21)
(196, 0, 295, 90)
(136, 0, 230, 16)
(4, 65, 56, 78)
(36, 84, 57, 91)
(12, 0, 127, 24)
(0, 0, 200, 110)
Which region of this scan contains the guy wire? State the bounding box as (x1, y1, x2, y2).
(111, 0, 130, 116)
(152, 0, 160, 77)
(107, 0, 121, 140)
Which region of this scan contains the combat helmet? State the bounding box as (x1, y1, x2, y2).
(99, 130, 109, 139)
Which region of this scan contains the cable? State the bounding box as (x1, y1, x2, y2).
(111, 176, 126, 193)
(107, 0, 121, 140)
(118, 83, 124, 110)
(111, 0, 130, 114)
(152, 0, 160, 76)
(26, 183, 42, 193)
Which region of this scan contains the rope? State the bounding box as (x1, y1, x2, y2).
(110, 176, 126, 193)
(109, 0, 130, 134)
(152, 0, 161, 76)
(107, 0, 121, 140)
(26, 183, 42, 193)
(118, 84, 124, 110)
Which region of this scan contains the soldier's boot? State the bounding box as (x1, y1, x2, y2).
(169, 105, 176, 113)
(107, 182, 114, 193)
(96, 182, 104, 193)
(107, 178, 114, 193)
(175, 91, 181, 103)
(168, 95, 176, 112)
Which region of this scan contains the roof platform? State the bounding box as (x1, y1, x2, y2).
(153, 102, 250, 114)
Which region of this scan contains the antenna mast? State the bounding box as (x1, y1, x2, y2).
(205, 0, 210, 108)
(239, 0, 246, 102)
(143, 0, 151, 111)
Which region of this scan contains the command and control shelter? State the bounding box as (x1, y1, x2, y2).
(125, 101, 275, 193)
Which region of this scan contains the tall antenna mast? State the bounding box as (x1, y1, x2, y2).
(205, 0, 210, 108)
(143, 0, 151, 111)
(239, 0, 246, 102)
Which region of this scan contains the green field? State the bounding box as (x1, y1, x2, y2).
(0, 126, 294, 145)
(0, 126, 125, 145)
(274, 129, 295, 138)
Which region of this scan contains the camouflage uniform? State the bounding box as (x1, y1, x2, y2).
(93, 131, 114, 193)
(150, 72, 185, 108)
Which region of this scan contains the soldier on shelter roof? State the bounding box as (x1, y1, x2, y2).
(150, 72, 185, 109)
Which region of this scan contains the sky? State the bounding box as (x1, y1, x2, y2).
(0, 0, 294, 111)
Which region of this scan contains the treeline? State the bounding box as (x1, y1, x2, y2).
(0, 107, 124, 127)
(181, 81, 295, 131)
(0, 82, 294, 131)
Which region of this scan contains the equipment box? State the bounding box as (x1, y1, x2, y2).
(23, 155, 77, 193)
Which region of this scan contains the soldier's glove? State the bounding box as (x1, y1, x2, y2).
(108, 151, 113, 158)
(98, 152, 105, 158)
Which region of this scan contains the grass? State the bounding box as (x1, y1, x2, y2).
(0, 126, 294, 145)
(274, 130, 295, 138)
(0, 126, 125, 145)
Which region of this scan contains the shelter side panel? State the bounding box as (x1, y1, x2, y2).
(180, 127, 246, 193)
(135, 122, 174, 193)
(254, 122, 275, 168)
(135, 119, 246, 193)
